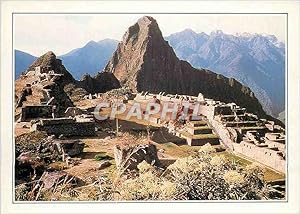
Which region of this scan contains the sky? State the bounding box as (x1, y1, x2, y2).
(14, 14, 286, 56)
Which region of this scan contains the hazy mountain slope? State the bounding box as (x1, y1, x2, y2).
(278, 110, 285, 123)
(15, 50, 37, 78)
(15, 39, 118, 80)
(165, 30, 285, 117)
(59, 39, 118, 80)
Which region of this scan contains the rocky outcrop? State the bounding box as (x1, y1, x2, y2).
(104, 16, 267, 118)
(15, 132, 85, 181)
(15, 171, 78, 201)
(16, 85, 32, 108)
(16, 51, 120, 116)
(79, 72, 120, 94)
(114, 143, 160, 172)
(26, 51, 75, 83)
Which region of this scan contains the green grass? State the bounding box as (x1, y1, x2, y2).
(217, 151, 285, 181)
(239, 126, 266, 131)
(217, 151, 251, 167)
(193, 134, 219, 140)
(180, 130, 218, 140)
(191, 126, 211, 130)
(189, 121, 207, 126)
(94, 152, 113, 161)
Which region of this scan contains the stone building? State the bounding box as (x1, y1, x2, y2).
(20, 105, 53, 122)
(131, 91, 286, 173)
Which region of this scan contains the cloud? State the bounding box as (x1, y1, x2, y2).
(14, 14, 286, 56)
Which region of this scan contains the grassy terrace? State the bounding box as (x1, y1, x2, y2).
(239, 126, 266, 130)
(188, 120, 207, 126)
(180, 130, 218, 140)
(189, 125, 211, 130)
(218, 151, 285, 182)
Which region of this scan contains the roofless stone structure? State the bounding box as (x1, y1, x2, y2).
(128, 91, 286, 173)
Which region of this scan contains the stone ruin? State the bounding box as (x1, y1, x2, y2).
(232, 130, 285, 173)
(125, 91, 286, 173)
(83, 93, 102, 100)
(19, 105, 54, 122)
(194, 96, 286, 173)
(64, 107, 86, 118)
(31, 118, 96, 137)
(15, 134, 85, 183)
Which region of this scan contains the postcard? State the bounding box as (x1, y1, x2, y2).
(1, 1, 299, 214)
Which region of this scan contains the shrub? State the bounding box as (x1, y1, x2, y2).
(113, 148, 270, 200)
(45, 144, 272, 201)
(166, 152, 269, 200)
(94, 153, 113, 161)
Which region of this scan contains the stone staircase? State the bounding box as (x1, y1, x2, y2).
(174, 120, 220, 146)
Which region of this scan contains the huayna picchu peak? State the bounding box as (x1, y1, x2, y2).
(104, 16, 267, 118)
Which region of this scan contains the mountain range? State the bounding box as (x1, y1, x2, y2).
(165, 29, 285, 118)
(16, 16, 268, 123)
(59, 39, 118, 79)
(104, 16, 266, 118)
(15, 23, 285, 119)
(15, 39, 118, 80)
(15, 50, 37, 78)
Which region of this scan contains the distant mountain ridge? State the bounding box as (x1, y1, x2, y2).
(15, 29, 285, 118)
(15, 39, 118, 80)
(15, 50, 37, 78)
(165, 29, 285, 117)
(15, 51, 120, 116)
(104, 16, 267, 118)
(59, 39, 118, 80)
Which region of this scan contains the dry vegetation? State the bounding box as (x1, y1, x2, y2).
(15, 129, 284, 201)
(49, 145, 276, 200)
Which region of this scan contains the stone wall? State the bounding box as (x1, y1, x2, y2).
(198, 104, 215, 120)
(20, 105, 53, 121)
(265, 139, 285, 152)
(31, 118, 95, 137)
(232, 141, 285, 173)
(209, 119, 236, 150)
(64, 107, 85, 117)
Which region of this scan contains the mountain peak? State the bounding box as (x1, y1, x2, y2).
(27, 51, 57, 71)
(137, 16, 156, 25)
(85, 40, 99, 47)
(121, 16, 162, 45)
(211, 30, 224, 35)
(104, 16, 266, 117)
(44, 51, 56, 57)
(98, 38, 118, 44)
(105, 15, 169, 86)
(182, 28, 196, 34)
(25, 51, 75, 82)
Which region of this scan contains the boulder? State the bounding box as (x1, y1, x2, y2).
(114, 143, 160, 172)
(98, 160, 112, 170)
(15, 132, 85, 180)
(64, 107, 85, 117)
(53, 139, 85, 157)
